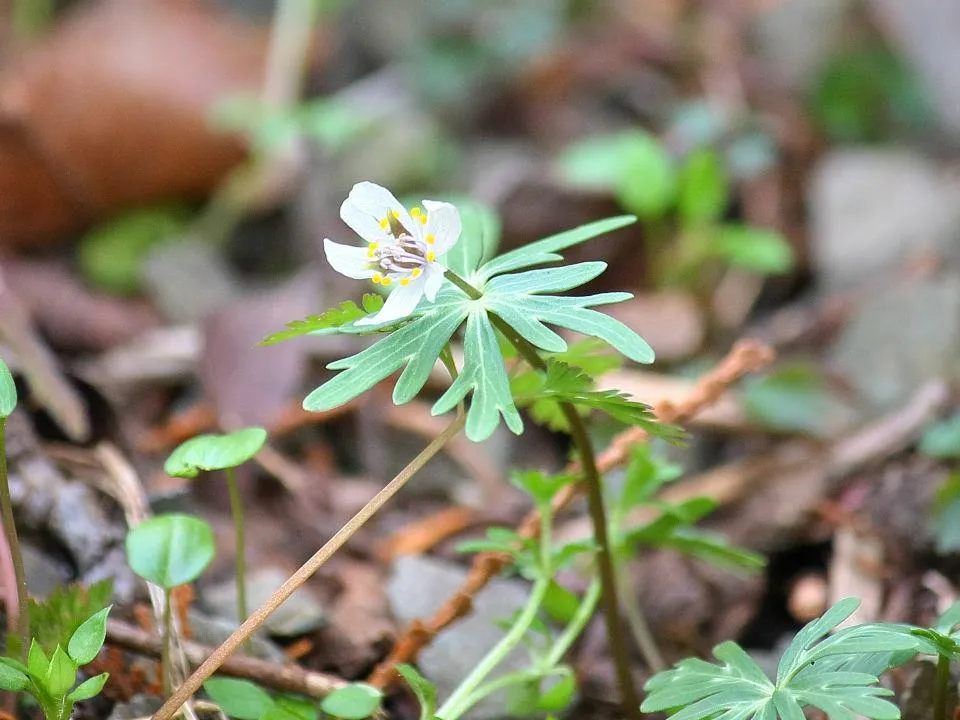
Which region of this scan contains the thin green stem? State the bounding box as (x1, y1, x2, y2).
(443, 267, 643, 718)
(161, 588, 172, 697)
(0, 418, 29, 661)
(617, 567, 665, 672)
(225, 467, 248, 624)
(438, 504, 554, 720)
(544, 577, 602, 668)
(153, 413, 466, 720)
(934, 653, 950, 720)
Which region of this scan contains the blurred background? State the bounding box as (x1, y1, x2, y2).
(3, 0, 960, 716)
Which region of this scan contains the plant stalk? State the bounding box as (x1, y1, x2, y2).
(444, 268, 643, 718)
(162, 588, 172, 697)
(224, 467, 248, 624)
(153, 413, 466, 720)
(0, 418, 29, 660)
(934, 653, 950, 720)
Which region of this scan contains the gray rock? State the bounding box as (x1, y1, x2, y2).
(387, 555, 533, 720)
(107, 695, 162, 720)
(829, 275, 960, 413)
(49, 482, 120, 573)
(201, 566, 326, 637)
(750, 0, 853, 90)
(187, 609, 287, 663)
(810, 150, 960, 291)
(21, 542, 73, 598)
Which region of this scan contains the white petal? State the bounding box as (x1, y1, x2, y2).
(323, 239, 376, 279)
(423, 263, 445, 302)
(342, 182, 415, 241)
(423, 200, 461, 255)
(356, 276, 426, 326)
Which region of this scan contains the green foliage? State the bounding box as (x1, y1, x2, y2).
(319, 683, 383, 720)
(510, 469, 577, 508)
(205, 677, 277, 720)
(125, 513, 216, 588)
(742, 363, 832, 435)
(204, 677, 322, 720)
(260, 295, 385, 346)
(933, 472, 960, 553)
(8, 580, 113, 660)
(78, 205, 191, 295)
(397, 664, 438, 720)
(0, 358, 16, 418)
(920, 414, 960, 459)
(711, 225, 794, 274)
(512, 360, 682, 441)
(678, 149, 728, 223)
(810, 47, 933, 143)
(642, 598, 918, 720)
(0, 605, 112, 720)
(165, 427, 268, 477)
(302, 217, 656, 442)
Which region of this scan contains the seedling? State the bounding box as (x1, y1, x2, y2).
(0, 605, 111, 720)
(909, 600, 960, 720)
(203, 676, 383, 720)
(126, 513, 216, 692)
(165, 426, 267, 624)
(0, 358, 29, 660)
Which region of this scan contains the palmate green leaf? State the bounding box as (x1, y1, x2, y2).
(260, 294, 385, 345)
(643, 598, 917, 720)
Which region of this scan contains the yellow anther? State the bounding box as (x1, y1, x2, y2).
(400, 277, 411, 286)
(372, 273, 383, 285)
(369, 242, 379, 249)
(426, 234, 435, 245)
(419, 214, 427, 224)
(391, 209, 400, 219)
(367, 249, 376, 258)
(381, 277, 393, 286)
(426, 252, 436, 262)
(410, 207, 422, 219)
(379, 218, 389, 230)
(411, 268, 422, 278)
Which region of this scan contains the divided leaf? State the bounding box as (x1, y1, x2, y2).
(643, 598, 917, 720)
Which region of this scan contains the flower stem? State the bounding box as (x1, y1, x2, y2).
(225, 467, 248, 624)
(484, 311, 642, 719)
(443, 267, 643, 718)
(934, 653, 950, 720)
(153, 413, 467, 720)
(0, 418, 29, 660)
(162, 588, 172, 696)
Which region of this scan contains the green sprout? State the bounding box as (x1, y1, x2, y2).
(0, 359, 29, 661)
(126, 513, 216, 693)
(0, 606, 111, 720)
(164, 427, 268, 625)
(909, 601, 960, 720)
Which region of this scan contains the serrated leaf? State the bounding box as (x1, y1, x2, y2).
(431, 310, 523, 441)
(67, 606, 111, 665)
(643, 599, 915, 720)
(204, 677, 275, 720)
(69, 672, 109, 702)
(260, 294, 385, 345)
(479, 215, 636, 279)
(513, 361, 681, 442)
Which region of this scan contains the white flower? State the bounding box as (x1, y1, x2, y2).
(323, 182, 462, 326)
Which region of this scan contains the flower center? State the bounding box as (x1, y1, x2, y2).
(374, 234, 429, 273)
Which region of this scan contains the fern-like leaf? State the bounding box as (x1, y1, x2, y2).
(260, 294, 384, 345)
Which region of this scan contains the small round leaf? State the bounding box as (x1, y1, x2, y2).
(320, 683, 383, 720)
(204, 677, 275, 720)
(165, 428, 268, 478)
(126, 514, 215, 588)
(0, 359, 17, 418)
